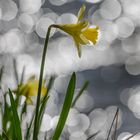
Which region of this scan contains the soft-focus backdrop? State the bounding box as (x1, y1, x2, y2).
(0, 0, 140, 139)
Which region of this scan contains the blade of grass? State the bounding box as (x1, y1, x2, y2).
(20, 66, 25, 85)
(51, 72, 76, 140)
(26, 112, 35, 140)
(1, 129, 10, 140)
(38, 76, 55, 135)
(8, 89, 22, 140)
(13, 59, 19, 86)
(87, 131, 100, 140)
(113, 109, 119, 140)
(106, 107, 119, 140)
(0, 66, 4, 85)
(71, 81, 89, 107)
(125, 132, 140, 140)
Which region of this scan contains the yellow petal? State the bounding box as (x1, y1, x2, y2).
(82, 26, 99, 45)
(77, 4, 86, 23)
(73, 36, 81, 57)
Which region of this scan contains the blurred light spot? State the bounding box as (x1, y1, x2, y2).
(69, 131, 87, 140)
(0, 0, 18, 21)
(125, 55, 140, 75)
(75, 91, 94, 113)
(100, 0, 122, 20)
(2, 28, 24, 53)
(40, 114, 52, 132)
(86, 0, 103, 3)
(51, 115, 59, 130)
(68, 114, 90, 133)
(121, 33, 140, 54)
(115, 17, 135, 39)
(48, 0, 68, 6)
(18, 14, 35, 33)
(66, 109, 79, 127)
(19, 0, 42, 14)
(36, 17, 56, 38)
(53, 75, 70, 94)
(117, 132, 132, 140)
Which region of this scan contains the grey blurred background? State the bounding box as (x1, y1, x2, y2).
(0, 0, 140, 138)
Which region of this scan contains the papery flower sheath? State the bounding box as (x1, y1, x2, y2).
(14, 76, 47, 104)
(53, 5, 99, 57)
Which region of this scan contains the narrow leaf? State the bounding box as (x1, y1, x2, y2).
(8, 89, 22, 140)
(106, 107, 119, 140)
(71, 81, 89, 107)
(51, 72, 76, 140)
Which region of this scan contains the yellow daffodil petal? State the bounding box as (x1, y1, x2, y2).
(82, 26, 99, 45)
(73, 36, 81, 57)
(14, 78, 47, 104)
(77, 4, 86, 23)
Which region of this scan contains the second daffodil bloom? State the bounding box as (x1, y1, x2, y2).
(53, 5, 99, 57)
(14, 76, 47, 104)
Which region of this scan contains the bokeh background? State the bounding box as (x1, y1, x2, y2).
(0, 0, 140, 139)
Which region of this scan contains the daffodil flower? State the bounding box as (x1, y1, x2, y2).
(53, 5, 99, 57)
(14, 76, 47, 104)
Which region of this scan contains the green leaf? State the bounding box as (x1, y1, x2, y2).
(13, 59, 19, 86)
(8, 89, 22, 140)
(51, 72, 76, 140)
(0, 66, 4, 86)
(71, 80, 89, 107)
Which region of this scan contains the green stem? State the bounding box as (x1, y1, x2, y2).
(33, 25, 53, 140)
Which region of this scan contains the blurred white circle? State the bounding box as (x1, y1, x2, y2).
(3, 28, 24, 53)
(105, 106, 122, 129)
(48, 0, 68, 6)
(0, 0, 18, 21)
(86, 0, 103, 3)
(125, 55, 140, 75)
(15, 54, 37, 81)
(121, 0, 140, 26)
(40, 114, 52, 132)
(57, 13, 77, 35)
(18, 14, 35, 33)
(128, 92, 140, 114)
(75, 91, 94, 113)
(51, 115, 59, 130)
(68, 114, 90, 133)
(121, 33, 140, 54)
(42, 12, 59, 22)
(88, 108, 107, 135)
(115, 17, 135, 39)
(117, 132, 132, 140)
(36, 17, 56, 38)
(69, 131, 87, 140)
(53, 75, 70, 94)
(120, 88, 132, 106)
(19, 0, 42, 14)
(100, 0, 122, 20)
(57, 13, 77, 24)
(66, 109, 79, 127)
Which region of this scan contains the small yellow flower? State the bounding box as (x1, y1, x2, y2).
(54, 5, 99, 57)
(14, 76, 47, 104)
